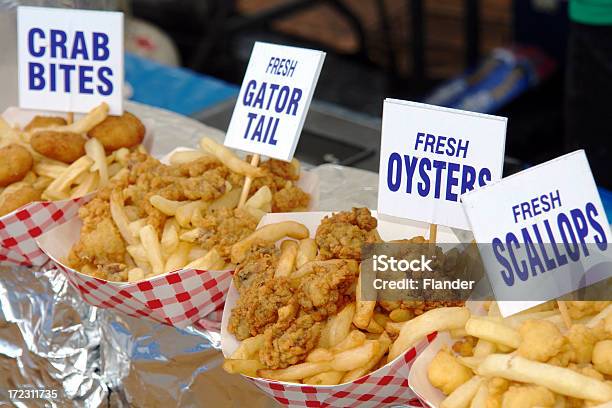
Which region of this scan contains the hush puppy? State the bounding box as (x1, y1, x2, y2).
(31, 131, 86, 164)
(24, 115, 67, 131)
(0, 144, 33, 187)
(87, 111, 145, 152)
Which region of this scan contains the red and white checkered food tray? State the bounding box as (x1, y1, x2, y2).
(221, 211, 459, 408)
(0, 107, 153, 267)
(35, 170, 319, 328)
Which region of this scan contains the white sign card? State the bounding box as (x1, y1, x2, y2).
(17, 6, 124, 115)
(224, 42, 326, 161)
(378, 99, 507, 230)
(462, 150, 612, 316)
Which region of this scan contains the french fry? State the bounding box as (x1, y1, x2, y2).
(85, 137, 108, 185)
(223, 359, 265, 377)
(70, 172, 98, 198)
(476, 354, 612, 402)
(185, 248, 222, 270)
(388, 307, 470, 362)
(324, 303, 355, 348)
(296, 238, 317, 268)
(32, 176, 52, 191)
(440, 375, 484, 408)
(110, 190, 137, 246)
(30, 102, 108, 135)
(330, 330, 366, 354)
(209, 188, 241, 210)
(149, 195, 183, 216)
(127, 268, 145, 282)
(354, 271, 376, 329)
(306, 348, 334, 363)
(114, 147, 130, 165)
(164, 242, 192, 272)
(169, 150, 207, 165)
(128, 219, 147, 240)
(366, 318, 384, 334)
(180, 227, 204, 243)
(200, 137, 264, 178)
(244, 206, 266, 222)
(126, 244, 148, 264)
(107, 162, 122, 178)
(341, 332, 392, 383)
(330, 340, 378, 371)
(303, 371, 344, 386)
(175, 201, 206, 228)
(457, 356, 486, 371)
(469, 382, 488, 408)
(244, 185, 272, 212)
(258, 362, 331, 382)
(373, 312, 390, 329)
(231, 221, 309, 263)
(389, 308, 413, 323)
(385, 321, 406, 337)
(465, 317, 521, 349)
(161, 219, 179, 255)
(472, 339, 496, 358)
(45, 155, 93, 194)
(275, 240, 298, 278)
(230, 334, 265, 360)
(188, 246, 207, 261)
(33, 161, 68, 179)
(139, 224, 165, 276)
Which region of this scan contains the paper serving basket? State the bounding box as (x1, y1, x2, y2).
(220, 211, 460, 407)
(0, 107, 153, 267)
(35, 170, 319, 328)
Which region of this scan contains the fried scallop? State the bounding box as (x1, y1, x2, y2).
(0, 185, 41, 216)
(31, 131, 86, 163)
(24, 115, 67, 131)
(0, 144, 33, 187)
(87, 111, 145, 152)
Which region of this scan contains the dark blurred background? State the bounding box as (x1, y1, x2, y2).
(118, 0, 609, 191)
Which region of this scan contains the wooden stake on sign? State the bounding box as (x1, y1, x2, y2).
(557, 300, 572, 329)
(66, 112, 74, 125)
(428, 223, 438, 256)
(238, 154, 260, 208)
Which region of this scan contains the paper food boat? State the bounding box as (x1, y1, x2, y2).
(0, 107, 153, 267)
(36, 170, 319, 329)
(221, 211, 460, 408)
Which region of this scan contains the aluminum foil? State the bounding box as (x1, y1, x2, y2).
(0, 103, 381, 407)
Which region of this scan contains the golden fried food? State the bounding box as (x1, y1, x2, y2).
(250, 158, 310, 212)
(315, 207, 379, 260)
(87, 111, 145, 152)
(24, 115, 67, 131)
(67, 149, 310, 282)
(501, 384, 555, 408)
(427, 349, 473, 395)
(225, 209, 472, 383)
(31, 131, 86, 164)
(0, 185, 42, 216)
(518, 319, 565, 362)
(0, 144, 33, 187)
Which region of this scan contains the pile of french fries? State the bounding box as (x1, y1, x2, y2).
(0, 103, 138, 205)
(426, 301, 612, 407)
(223, 217, 468, 386)
(78, 137, 301, 282)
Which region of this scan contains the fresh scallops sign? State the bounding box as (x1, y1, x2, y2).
(224, 42, 326, 161)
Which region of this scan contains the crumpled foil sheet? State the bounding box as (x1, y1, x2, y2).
(0, 103, 381, 407)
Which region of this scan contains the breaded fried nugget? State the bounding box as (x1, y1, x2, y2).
(31, 131, 86, 163)
(0, 185, 41, 216)
(88, 111, 145, 152)
(0, 144, 33, 187)
(24, 115, 67, 131)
